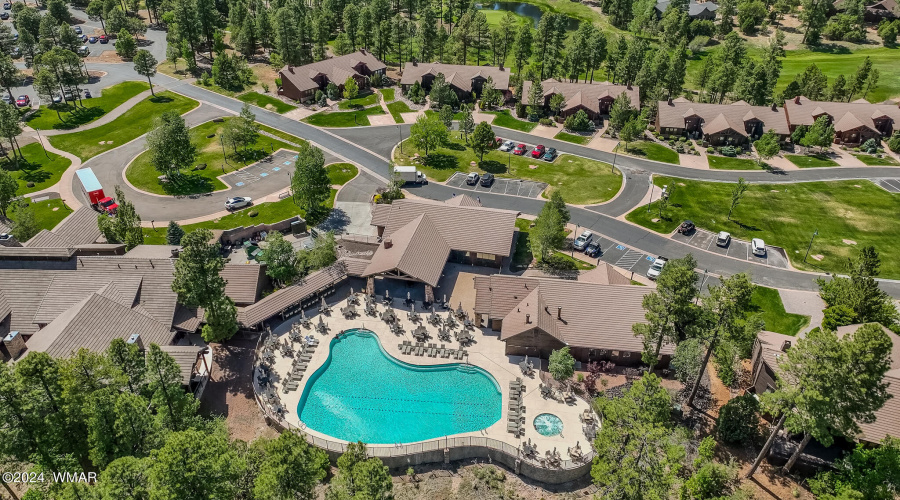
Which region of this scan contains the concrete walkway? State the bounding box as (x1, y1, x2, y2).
(25, 132, 84, 210)
(777, 288, 826, 336)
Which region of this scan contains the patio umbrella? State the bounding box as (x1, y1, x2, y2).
(350, 286, 354, 296)
(386, 289, 390, 299)
(407, 291, 411, 302)
(411, 303, 415, 313)
(321, 296, 327, 308)
(301, 309, 306, 319)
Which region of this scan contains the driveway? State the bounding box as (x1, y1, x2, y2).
(445, 172, 547, 198)
(672, 229, 790, 270)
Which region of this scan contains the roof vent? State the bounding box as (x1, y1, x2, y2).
(288, 65, 294, 73)
(794, 95, 801, 104)
(127, 333, 144, 351)
(525, 313, 531, 324)
(383, 238, 392, 249)
(771, 103, 777, 111)
(781, 340, 791, 352)
(557, 306, 562, 319)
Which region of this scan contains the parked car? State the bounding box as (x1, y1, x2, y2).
(1, 94, 11, 104)
(2, 2, 10, 9)
(84, 89, 92, 98)
(716, 231, 731, 247)
(64, 90, 75, 101)
(99, 35, 108, 44)
(677, 220, 695, 234)
(530, 145, 545, 158)
(80, 34, 87, 42)
(0, 12, 9, 19)
(512, 143, 526, 155)
(751, 238, 766, 257)
(78, 45, 89, 56)
(585, 240, 601, 257)
(52, 95, 62, 104)
(225, 196, 252, 210)
(465, 172, 479, 185)
(542, 147, 557, 161)
(74, 26, 82, 34)
(480, 173, 494, 187)
(88, 36, 97, 43)
(498, 140, 515, 152)
(647, 256, 668, 280)
(573, 230, 593, 251)
(10, 46, 20, 58)
(15, 95, 29, 107)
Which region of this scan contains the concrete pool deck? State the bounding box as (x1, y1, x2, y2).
(257, 294, 595, 463)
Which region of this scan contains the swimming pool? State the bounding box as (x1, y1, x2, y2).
(297, 329, 502, 444)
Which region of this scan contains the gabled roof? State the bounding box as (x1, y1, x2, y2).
(444, 194, 482, 207)
(237, 264, 346, 327)
(703, 113, 747, 136)
(658, 100, 790, 135)
(400, 63, 511, 91)
(279, 50, 385, 93)
(221, 264, 264, 306)
(655, 0, 719, 15)
(363, 214, 450, 287)
(785, 96, 900, 132)
(158, 345, 203, 384)
(522, 79, 640, 112)
(834, 111, 867, 132)
(24, 207, 102, 249)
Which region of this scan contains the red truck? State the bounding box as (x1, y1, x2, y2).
(76, 168, 118, 215)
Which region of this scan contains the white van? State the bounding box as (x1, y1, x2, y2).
(751, 238, 766, 257)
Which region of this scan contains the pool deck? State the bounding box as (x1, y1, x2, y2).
(258, 295, 595, 462)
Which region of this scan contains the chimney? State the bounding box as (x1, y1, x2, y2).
(667, 97, 673, 105)
(3, 331, 25, 359)
(781, 340, 791, 352)
(771, 103, 777, 111)
(498, 63, 504, 71)
(127, 333, 144, 351)
(383, 238, 392, 249)
(288, 65, 294, 74)
(557, 307, 562, 319)
(794, 95, 801, 104)
(525, 314, 531, 324)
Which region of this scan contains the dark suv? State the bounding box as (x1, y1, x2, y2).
(480, 173, 495, 187)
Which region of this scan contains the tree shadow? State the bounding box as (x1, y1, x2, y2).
(1, 158, 52, 183)
(809, 44, 852, 54)
(161, 173, 215, 196)
(478, 160, 508, 174)
(422, 153, 458, 171)
(149, 96, 174, 104)
(442, 141, 466, 152)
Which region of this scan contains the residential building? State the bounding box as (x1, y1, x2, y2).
(277, 50, 386, 102)
(833, 0, 899, 22)
(750, 326, 900, 445)
(657, 98, 791, 145)
(784, 96, 900, 145)
(399, 62, 511, 100)
(473, 272, 672, 366)
(521, 79, 639, 121)
(654, 0, 719, 19)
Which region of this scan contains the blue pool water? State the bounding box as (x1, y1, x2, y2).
(297, 329, 502, 444)
(533, 413, 563, 436)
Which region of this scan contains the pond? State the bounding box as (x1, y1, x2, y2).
(476, 1, 581, 31)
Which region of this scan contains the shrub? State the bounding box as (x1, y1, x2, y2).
(716, 394, 760, 444)
(326, 82, 340, 100)
(860, 138, 878, 154)
(888, 132, 900, 153)
(515, 102, 527, 118)
(688, 36, 710, 53)
(706, 147, 714, 153)
(539, 117, 554, 127)
(370, 72, 383, 87)
(261, 82, 269, 93)
(274, 77, 282, 88)
(719, 145, 737, 157)
(248, 210, 259, 217)
(26, 181, 34, 187)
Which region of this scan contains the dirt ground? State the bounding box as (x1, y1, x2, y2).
(198, 336, 277, 442)
(736, 13, 882, 50)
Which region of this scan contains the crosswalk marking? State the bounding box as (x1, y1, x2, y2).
(615, 250, 643, 270)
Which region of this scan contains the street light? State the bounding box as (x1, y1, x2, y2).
(397, 125, 403, 153)
(33, 127, 50, 159)
(612, 141, 619, 173)
(804, 229, 819, 262)
(220, 136, 228, 165)
(695, 269, 709, 303)
(647, 174, 654, 213)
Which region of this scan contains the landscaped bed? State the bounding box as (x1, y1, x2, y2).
(2, 143, 72, 194)
(511, 218, 596, 271)
(48, 92, 199, 161)
(378, 88, 396, 101)
(483, 110, 537, 132)
(852, 153, 900, 166)
(615, 141, 680, 164)
(554, 131, 590, 145)
(337, 92, 379, 110)
(326, 163, 358, 185)
(25, 81, 150, 130)
(387, 101, 412, 123)
(707, 155, 762, 170)
(784, 153, 839, 168)
(750, 286, 809, 336)
(303, 106, 386, 127)
(125, 118, 309, 196)
(237, 92, 297, 114)
(625, 176, 900, 276)
(141, 190, 337, 244)
(393, 138, 622, 205)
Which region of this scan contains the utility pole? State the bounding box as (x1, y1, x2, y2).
(804, 229, 818, 262)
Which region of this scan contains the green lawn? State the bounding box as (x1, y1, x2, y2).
(257, 124, 306, 146)
(625, 176, 900, 277)
(616, 141, 680, 164)
(48, 92, 199, 161)
(303, 106, 386, 127)
(784, 154, 840, 168)
(326, 162, 358, 185)
(18, 198, 72, 233)
(25, 81, 150, 131)
(379, 88, 396, 102)
(484, 110, 537, 132)
(554, 131, 591, 145)
(479, 8, 530, 27)
(141, 190, 337, 244)
(337, 92, 379, 110)
(707, 155, 762, 170)
(1, 143, 72, 195)
(853, 153, 900, 166)
(125, 119, 306, 196)
(237, 92, 297, 114)
(749, 286, 810, 336)
(424, 109, 466, 121)
(394, 138, 622, 205)
(387, 100, 412, 123)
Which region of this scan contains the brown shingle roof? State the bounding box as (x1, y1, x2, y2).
(578, 263, 632, 285)
(158, 345, 203, 384)
(172, 304, 203, 332)
(444, 194, 482, 207)
(53, 207, 102, 246)
(400, 63, 511, 91)
(221, 264, 263, 306)
(657, 100, 790, 135)
(75, 257, 178, 326)
(785, 96, 900, 133)
(25, 230, 72, 248)
(370, 204, 393, 227)
(373, 198, 518, 257)
(279, 50, 386, 93)
(473, 275, 540, 317)
(31, 274, 140, 325)
(340, 257, 371, 277)
(0, 246, 76, 258)
(237, 264, 346, 327)
(522, 79, 640, 112)
(363, 214, 450, 287)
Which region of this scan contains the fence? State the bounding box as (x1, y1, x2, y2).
(219, 216, 304, 244)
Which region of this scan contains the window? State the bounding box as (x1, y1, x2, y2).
(476, 253, 494, 260)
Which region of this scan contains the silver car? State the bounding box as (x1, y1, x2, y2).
(498, 140, 515, 152)
(225, 196, 252, 210)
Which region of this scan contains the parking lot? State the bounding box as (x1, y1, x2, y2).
(567, 234, 656, 277)
(445, 172, 548, 198)
(876, 178, 900, 193)
(671, 228, 790, 269)
(221, 149, 297, 188)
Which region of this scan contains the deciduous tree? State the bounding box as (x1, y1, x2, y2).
(548, 347, 575, 382)
(291, 143, 331, 219)
(409, 113, 447, 156)
(753, 130, 780, 168)
(147, 111, 197, 179)
(254, 431, 329, 500)
(470, 121, 495, 162)
(132, 49, 158, 95)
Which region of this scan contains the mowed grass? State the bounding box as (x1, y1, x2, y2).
(387, 100, 412, 123)
(48, 92, 199, 161)
(625, 176, 900, 277)
(707, 155, 762, 170)
(616, 141, 680, 164)
(853, 154, 900, 166)
(337, 92, 379, 109)
(554, 131, 591, 145)
(749, 286, 809, 336)
(394, 137, 622, 205)
(379, 88, 396, 101)
(237, 92, 297, 114)
(17, 198, 72, 232)
(125, 118, 306, 196)
(1, 143, 71, 194)
(141, 190, 337, 244)
(785, 154, 840, 168)
(303, 106, 385, 127)
(484, 110, 537, 132)
(326, 162, 358, 185)
(25, 81, 150, 130)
